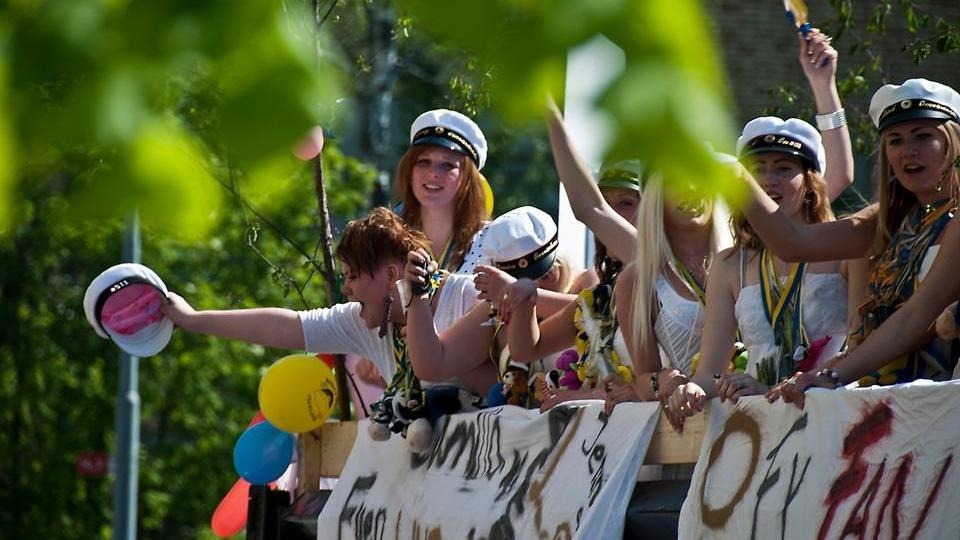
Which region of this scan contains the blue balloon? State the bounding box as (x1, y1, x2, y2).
(233, 421, 295, 485)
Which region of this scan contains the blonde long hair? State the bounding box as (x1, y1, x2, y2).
(871, 121, 960, 257)
(629, 178, 732, 360)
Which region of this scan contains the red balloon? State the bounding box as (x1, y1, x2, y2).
(247, 410, 266, 428)
(316, 353, 336, 369)
(210, 478, 250, 538)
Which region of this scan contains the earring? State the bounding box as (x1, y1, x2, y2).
(379, 293, 393, 338)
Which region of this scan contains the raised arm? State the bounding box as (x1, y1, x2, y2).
(162, 292, 305, 349)
(738, 162, 876, 261)
(546, 101, 637, 262)
(403, 250, 493, 382)
(799, 29, 853, 200)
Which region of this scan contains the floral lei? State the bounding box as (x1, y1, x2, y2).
(570, 284, 633, 388)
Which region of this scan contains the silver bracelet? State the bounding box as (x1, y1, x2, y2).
(815, 109, 847, 131)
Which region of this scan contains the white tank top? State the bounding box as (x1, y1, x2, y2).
(654, 273, 704, 376)
(734, 249, 848, 377)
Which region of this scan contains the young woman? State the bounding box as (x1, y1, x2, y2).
(395, 108, 492, 273)
(735, 77, 960, 407)
(403, 206, 569, 409)
(664, 117, 855, 427)
(502, 160, 644, 411)
(351, 109, 494, 390)
(615, 29, 854, 417)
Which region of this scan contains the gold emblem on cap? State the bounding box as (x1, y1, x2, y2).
(435, 126, 445, 134)
(763, 135, 776, 143)
(900, 100, 912, 109)
(518, 259, 529, 269)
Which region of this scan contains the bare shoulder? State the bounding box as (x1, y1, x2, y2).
(708, 246, 742, 290)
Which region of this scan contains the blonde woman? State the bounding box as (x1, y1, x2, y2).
(614, 28, 854, 416)
(606, 178, 733, 409)
(665, 118, 856, 429)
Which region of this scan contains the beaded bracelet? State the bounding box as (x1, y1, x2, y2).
(816, 368, 843, 388)
(651, 373, 660, 400)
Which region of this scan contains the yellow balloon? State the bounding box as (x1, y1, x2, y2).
(479, 173, 495, 218)
(258, 354, 338, 433)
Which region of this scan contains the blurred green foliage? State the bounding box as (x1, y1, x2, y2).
(0, 0, 341, 241)
(399, 0, 743, 203)
(7, 0, 954, 537)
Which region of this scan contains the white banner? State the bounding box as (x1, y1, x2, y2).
(680, 380, 960, 539)
(317, 400, 659, 540)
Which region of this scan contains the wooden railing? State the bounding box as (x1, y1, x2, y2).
(297, 405, 711, 494)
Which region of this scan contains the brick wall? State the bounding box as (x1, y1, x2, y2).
(706, 0, 960, 127)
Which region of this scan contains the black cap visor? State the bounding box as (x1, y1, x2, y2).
(495, 234, 560, 281)
(740, 136, 820, 172)
(878, 108, 956, 131)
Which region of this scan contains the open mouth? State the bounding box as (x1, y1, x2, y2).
(677, 198, 707, 216)
(423, 183, 443, 192)
(903, 164, 926, 174)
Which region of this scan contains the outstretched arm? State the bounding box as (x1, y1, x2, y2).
(737, 162, 876, 262)
(162, 292, 304, 349)
(774, 218, 960, 407)
(799, 29, 853, 200)
(546, 100, 637, 262)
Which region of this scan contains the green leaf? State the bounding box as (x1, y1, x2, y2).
(0, 46, 14, 236)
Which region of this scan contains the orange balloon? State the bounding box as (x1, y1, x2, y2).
(210, 478, 250, 538)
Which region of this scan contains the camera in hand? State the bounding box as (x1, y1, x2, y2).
(410, 259, 437, 296)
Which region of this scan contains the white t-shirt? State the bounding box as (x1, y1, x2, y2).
(297, 273, 480, 384)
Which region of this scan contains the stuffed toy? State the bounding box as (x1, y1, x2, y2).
(554, 349, 582, 390)
(502, 368, 529, 406)
(936, 301, 960, 340)
(367, 390, 434, 453)
(531, 370, 559, 403)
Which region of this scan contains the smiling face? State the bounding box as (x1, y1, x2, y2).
(602, 187, 641, 224)
(882, 119, 952, 203)
(410, 145, 467, 211)
(746, 153, 807, 220)
(340, 260, 400, 329)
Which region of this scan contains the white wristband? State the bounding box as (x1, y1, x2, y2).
(815, 109, 847, 131)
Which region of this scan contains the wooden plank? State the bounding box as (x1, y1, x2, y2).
(298, 420, 358, 493)
(298, 407, 710, 492)
(644, 403, 709, 465)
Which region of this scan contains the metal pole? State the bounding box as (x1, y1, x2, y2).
(112, 210, 141, 540)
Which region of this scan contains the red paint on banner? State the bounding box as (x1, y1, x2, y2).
(819, 402, 893, 540)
